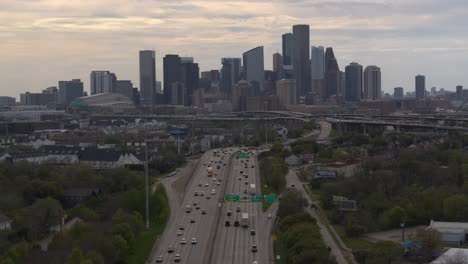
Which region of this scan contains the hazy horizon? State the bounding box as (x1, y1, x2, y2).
(1, 0, 468, 98)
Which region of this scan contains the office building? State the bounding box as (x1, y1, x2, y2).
(156, 81, 162, 94)
(394, 87, 404, 98)
(201, 70, 220, 82)
(0, 96, 15, 106)
(139, 50, 156, 106)
(221, 58, 242, 95)
(243, 46, 264, 93)
(181, 57, 193, 64)
(181, 61, 199, 106)
(324, 47, 340, 98)
(282, 33, 294, 79)
(132, 88, 140, 106)
(113, 80, 134, 99)
(58, 79, 84, 105)
(311, 46, 325, 98)
(276, 79, 297, 108)
(415, 75, 426, 99)
(170, 82, 186, 105)
(163, 54, 182, 104)
(363, 66, 381, 100)
(232, 80, 255, 112)
(20, 92, 56, 105)
(273, 53, 283, 79)
(457, 85, 463, 99)
(345, 62, 363, 102)
(292, 25, 311, 99)
(90, 71, 116, 95)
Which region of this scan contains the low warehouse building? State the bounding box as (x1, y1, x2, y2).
(427, 220, 468, 244)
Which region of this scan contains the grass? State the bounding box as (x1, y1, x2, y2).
(127, 184, 170, 264)
(273, 232, 289, 264)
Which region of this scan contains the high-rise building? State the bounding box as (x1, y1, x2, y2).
(311, 46, 325, 99)
(394, 87, 404, 98)
(232, 80, 255, 112)
(156, 81, 162, 94)
(415, 75, 426, 99)
(276, 79, 297, 108)
(243, 46, 264, 93)
(292, 25, 311, 99)
(456, 85, 463, 99)
(363, 66, 381, 100)
(132, 88, 140, 106)
(282, 33, 294, 79)
(345, 62, 363, 102)
(20, 92, 56, 105)
(181, 61, 199, 106)
(113, 80, 134, 99)
(0, 96, 15, 106)
(170, 82, 186, 105)
(90, 71, 116, 94)
(139, 50, 156, 106)
(221, 58, 241, 95)
(58, 79, 84, 105)
(163, 54, 182, 104)
(273, 53, 283, 79)
(324, 47, 340, 98)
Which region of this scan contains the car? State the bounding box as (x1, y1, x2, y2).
(227, 211, 232, 216)
(240, 171, 243, 174)
(174, 254, 181, 262)
(196, 205, 200, 210)
(185, 205, 192, 213)
(251, 165, 255, 168)
(177, 230, 183, 236)
(234, 220, 240, 227)
(310, 203, 317, 209)
(191, 238, 197, 244)
(245, 181, 249, 185)
(217, 165, 220, 169)
(206, 196, 211, 200)
(200, 192, 204, 196)
(156, 256, 163, 263)
(253, 261, 258, 264)
(198, 183, 202, 187)
(179, 225, 184, 231)
(168, 246, 174, 253)
(211, 189, 216, 195)
(236, 206, 241, 212)
(193, 202, 198, 206)
(291, 184, 295, 188)
(225, 221, 230, 226)
(180, 238, 186, 244)
(190, 218, 195, 223)
(205, 183, 209, 187)
(268, 213, 272, 219)
(217, 182, 221, 186)
(250, 229, 256, 235)
(194, 191, 198, 196)
(202, 209, 207, 215)
(252, 245, 258, 252)
(212, 177, 217, 182)
(238, 177, 242, 181)
(244, 189, 248, 194)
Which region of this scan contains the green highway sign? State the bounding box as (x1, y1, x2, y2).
(224, 194, 239, 202)
(251, 194, 262, 202)
(237, 152, 249, 159)
(265, 194, 277, 203)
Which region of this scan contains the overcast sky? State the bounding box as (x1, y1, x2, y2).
(1, 0, 468, 98)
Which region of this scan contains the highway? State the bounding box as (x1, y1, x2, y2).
(210, 149, 269, 264)
(148, 148, 235, 264)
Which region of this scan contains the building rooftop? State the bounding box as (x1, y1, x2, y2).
(428, 220, 468, 234)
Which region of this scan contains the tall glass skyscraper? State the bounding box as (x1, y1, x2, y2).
(242, 46, 264, 93)
(415, 75, 426, 99)
(139, 50, 156, 106)
(311, 46, 325, 98)
(292, 25, 311, 99)
(282, 33, 294, 79)
(221, 58, 241, 96)
(363, 66, 381, 100)
(324, 47, 340, 98)
(163, 54, 182, 104)
(345, 62, 363, 102)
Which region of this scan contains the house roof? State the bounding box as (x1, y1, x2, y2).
(428, 220, 468, 234)
(0, 213, 11, 223)
(431, 248, 468, 264)
(79, 149, 122, 162)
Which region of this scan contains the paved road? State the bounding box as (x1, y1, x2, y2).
(317, 120, 332, 142)
(148, 148, 235, 264)
(210, 149, 276, 264)
(286, 170, 354, 264)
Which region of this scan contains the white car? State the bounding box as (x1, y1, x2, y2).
(211, 189, 216, 195)
(156, 256, 163, 263)
(205, 183, 209, 187)
(180, 238, 186, 244)
(177, 230, 183, 236)
(191, 238, 197, 244)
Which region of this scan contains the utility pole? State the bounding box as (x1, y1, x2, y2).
(145, 142, 150, 229)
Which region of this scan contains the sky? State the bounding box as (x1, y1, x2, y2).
(1, 0, 468, 98)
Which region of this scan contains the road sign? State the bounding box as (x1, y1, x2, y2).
(265, 194, 277, 203)
(237, 152, 249, 159)
(251, 194, 262, 202)
(224, 194, 239, 202)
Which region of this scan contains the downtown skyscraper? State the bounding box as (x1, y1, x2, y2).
(243, 46, 264, 93)
(221, 58, 242, 96)
(324, 47, 341, 98)
(311, 46, 325, 99)
(139, 50, 156, 106)
(282, 33, 293, 79)
(345, 62, 363, 102)
(90, 71, 116, 95)
(163, 54, 182, 104)
(292, 25, 311, 100)
(415, 75, 426, 99)
(363, 66, 381, 100)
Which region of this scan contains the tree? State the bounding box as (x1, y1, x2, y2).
(443, 194, 468, 221)
(385, 206, 407, 228)
(366, 241, 402, 264)
(112, 223, 135, 251)
(278, 190, 308, 218)
(415, 229, 442, 262)
(67, 247, 85, 264)
(112, 234, 130, 261)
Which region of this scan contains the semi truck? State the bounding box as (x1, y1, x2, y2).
(241, 213, 249, 228)
(207, 166, 213, 177)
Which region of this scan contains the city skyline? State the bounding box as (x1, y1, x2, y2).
(2, 0, 468, 98)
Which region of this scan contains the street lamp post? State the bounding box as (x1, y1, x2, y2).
(145, 142, 150, 229)
(400, 222, 405, 242)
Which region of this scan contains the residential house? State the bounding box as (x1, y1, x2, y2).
(285, 155, 301, 166)
(427, 220, 468, 244)
(63, 188, 101, 208)
(301, 154, 315, 164)
(79, 149, 144, 169)
(0, 213, 12, 230)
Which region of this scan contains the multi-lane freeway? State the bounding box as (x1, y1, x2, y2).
(148, 148, 275, 264)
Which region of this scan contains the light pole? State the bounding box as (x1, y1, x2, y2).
(400, 222, 405, 242)
(145, 142, 150, 229)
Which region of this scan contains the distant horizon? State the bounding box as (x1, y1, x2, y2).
(1, 0, 467, 98)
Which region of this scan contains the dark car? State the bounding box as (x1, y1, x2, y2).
(227, 211, 232, 216)
(250, 230, 256, 235)
(225, 221, 230, 227)
(167, 246, 174, 253)
(252, 245, 258, 252)
(234, 220, 240, 227)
